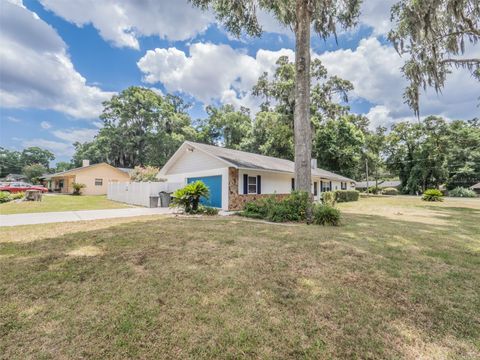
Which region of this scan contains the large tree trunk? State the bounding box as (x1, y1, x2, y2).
(294, 0, 312, 219)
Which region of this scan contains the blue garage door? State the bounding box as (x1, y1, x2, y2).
(187, 175, 222, 208)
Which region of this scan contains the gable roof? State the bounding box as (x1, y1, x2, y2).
(356, 180, 401, 189)
(470, 182, 480, 190)
(43, 163, 132, 179)
(161, 141, 355, 182)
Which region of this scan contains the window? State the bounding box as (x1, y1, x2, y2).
(313, 182, 318, 196)
(247, 176, 257, 194)
(291, 178, 295, 191)
(341, 182, 347, 190)
(95, 178, 103, 186)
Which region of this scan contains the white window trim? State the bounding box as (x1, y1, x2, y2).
(95, 178, 103, 186)
(247, 176, 257, 194)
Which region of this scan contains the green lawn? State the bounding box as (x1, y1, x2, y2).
(1, 197, 479, 359)
(0, 194, 132, 214)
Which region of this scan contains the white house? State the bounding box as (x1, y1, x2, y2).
(158, 141, 356, 210)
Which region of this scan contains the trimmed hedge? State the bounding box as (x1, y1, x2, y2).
(321, 191, 337, 206)
(0, 191, 25, 203)
(334, 190, 360, 202)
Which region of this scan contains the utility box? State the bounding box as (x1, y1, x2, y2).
(159, 192, 171, 207)
(149, 195, 159, 208)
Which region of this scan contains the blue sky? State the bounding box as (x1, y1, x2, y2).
(1, 0, 479, 164)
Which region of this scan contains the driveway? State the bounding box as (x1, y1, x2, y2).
(0, 207, 173, 227)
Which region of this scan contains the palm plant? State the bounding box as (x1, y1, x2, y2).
(171, 181, 209, 213)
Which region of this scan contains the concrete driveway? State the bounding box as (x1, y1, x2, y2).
(0, 207, 173, 227)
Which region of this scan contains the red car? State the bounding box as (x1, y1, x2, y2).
(0, 182, 48, 193)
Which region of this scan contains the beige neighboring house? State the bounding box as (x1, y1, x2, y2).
(44, 160, 131, 195)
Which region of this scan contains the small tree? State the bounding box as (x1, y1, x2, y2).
(171, 181, 210, 213)
(130, 166, 161, 182)
(72, 183, 86, 196)
(22, 163, 47, 184)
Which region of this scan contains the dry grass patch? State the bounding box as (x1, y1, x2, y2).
(66, 245, 103, 257)
(0, 197, 479, 359)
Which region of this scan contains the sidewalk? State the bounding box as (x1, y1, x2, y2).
(0, 207, 173, 227)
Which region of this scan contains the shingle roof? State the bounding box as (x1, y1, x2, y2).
(43, 163, 132, 179)
(470, 182, 480, 189)
(356, 180, 401, 189)
(185, 141, 355, 182)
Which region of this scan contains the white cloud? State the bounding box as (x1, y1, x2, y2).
(39, 0, 214, 49)
(137, 43, 294, 111)
(317, 37, 480, 126)
(52, 128, 98, 143)
(359, 0, 397, 35)
(6, 116, 21, 123)
(0, 1, 113, 119)
(21, 138, 74, 157)
(40, 121, 52, 129)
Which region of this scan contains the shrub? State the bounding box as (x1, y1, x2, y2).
(367, 186, 381, 194)
(72, 183, 86, 195)
(448, 187, 476, 198)
(334, 190, 359, 202)
(321, 191, 337, 206)
(198, 205, 219, 215)
(313, 204, 341, 226)
(422, 189, 443, 202)
(0, 191, 12, 203)
(130, 166, 161, 182)
(171, 181, 210, 213)
(382, 187, 399, 195)
(242, 191, 311, 223)
(10, 192, 25, 200)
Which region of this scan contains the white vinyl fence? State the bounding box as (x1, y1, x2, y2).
(107, 182, 183, 207)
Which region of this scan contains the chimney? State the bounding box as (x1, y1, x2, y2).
(82, 159, 90, 167)
(311, 158, 317, 169)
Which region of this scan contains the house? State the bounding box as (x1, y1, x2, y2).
(44, 160, 131, 195)
(355, 180, 401, 191)
(4, 173, 27, 182)
(158, 141, 356, 210)
(470, 182, 480, 195)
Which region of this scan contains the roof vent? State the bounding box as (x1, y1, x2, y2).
(82, 159, 90, 167)
(311, 158, 317, 169)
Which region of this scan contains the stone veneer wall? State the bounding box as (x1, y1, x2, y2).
(228, 167, 290, 211)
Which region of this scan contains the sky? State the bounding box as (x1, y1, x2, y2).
(1, 0, 479, 164)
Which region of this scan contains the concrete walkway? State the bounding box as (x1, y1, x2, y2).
(0, 207, 173, 227)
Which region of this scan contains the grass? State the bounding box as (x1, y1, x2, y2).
(0, 194, 132, 215)
(0, 197, 479, 359)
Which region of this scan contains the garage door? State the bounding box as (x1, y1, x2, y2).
(187, 175, 222, 208)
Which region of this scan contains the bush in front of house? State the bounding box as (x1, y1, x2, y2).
(382, 187, 399, 195)
(72, 183, 86, 195)
(422, 189, 443, 202)
(313, 204, 341, 226)
(171, 181, 210, 214)
(367, 186, 381, 194)
(243, 191, 309, 223)
(242, 191, 341, 225)
(448, 187, 476, 198)
(0, 191, 25, 203)
(130, 166, 161, 182)
(334, 190, 360, 202)
(321, 191, 337, 206)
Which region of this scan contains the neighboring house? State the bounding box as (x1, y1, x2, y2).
(158, 141, 356, 210)
(4, 174, 27, 182)
(44, 160, 131, 195)
(355, 180, 401, 191)
(470, 182, 480, 195)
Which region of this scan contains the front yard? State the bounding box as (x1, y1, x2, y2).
(0, 194, 131, 215)
(1, 197, 479, 358)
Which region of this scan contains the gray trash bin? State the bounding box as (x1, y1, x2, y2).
(159, 191, 171, 207)
(149, 195, 159, 208)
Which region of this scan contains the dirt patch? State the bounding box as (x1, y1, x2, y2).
(66, 246, 103, 257)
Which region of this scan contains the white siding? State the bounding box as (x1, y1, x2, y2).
(167, 148, 226, 175)
(238, 169, 293, 195)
